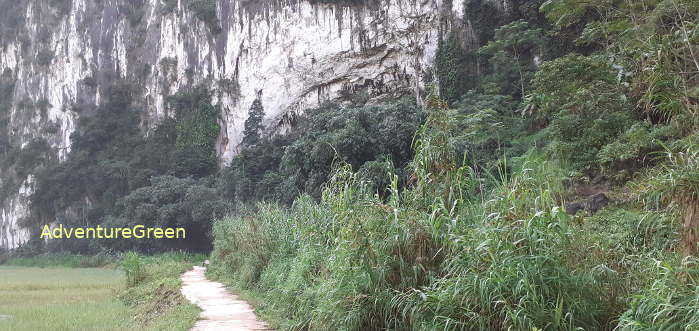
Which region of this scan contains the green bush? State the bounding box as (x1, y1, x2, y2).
(209, 97, 640, 330)
(220, 99, 424, 204)
(30, 82, 162, 230)
(105, 176, 229, 252)
(118, 253, 203, 329)
(526, 54, 637, 171)
(210, 150, 629, 329)
(122, 252, 146, 287)
(597, 122, 675, 180)
(242, 98, 265, 147)
(211, 165, 441, 330)
(479, 20, 546, 98)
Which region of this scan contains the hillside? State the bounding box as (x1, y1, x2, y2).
(1, 0, 698, 329)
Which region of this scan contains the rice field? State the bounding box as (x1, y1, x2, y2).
(0, 266, 133, 331)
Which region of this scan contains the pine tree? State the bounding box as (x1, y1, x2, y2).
(242, 97, 265, 146)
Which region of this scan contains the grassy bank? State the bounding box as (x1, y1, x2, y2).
(118, 252, 205, 331)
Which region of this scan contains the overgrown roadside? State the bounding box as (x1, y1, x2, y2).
(118, 252, 205, 331)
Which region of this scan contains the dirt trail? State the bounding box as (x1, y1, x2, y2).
(181, 266, 270, 331)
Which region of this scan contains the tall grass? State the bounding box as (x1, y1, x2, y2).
(210, 162, 443, 329)
(629, 137, 699, 257)
(617, 257, 699, 330)
(395, 152, 617, 330)
(210, 152, 634, 330)
(209, 94, 689, 330)
(122, 252, 146, 287)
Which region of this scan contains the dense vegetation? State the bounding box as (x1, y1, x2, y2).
(221, 99, 424, 204)
(0, 68, 57, 206)
(3, 0, 698, 329)
(208, 0, 699, 330)
(25, 83, 225, 252)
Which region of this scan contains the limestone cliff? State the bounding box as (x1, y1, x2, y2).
(0, 0, 495, 248)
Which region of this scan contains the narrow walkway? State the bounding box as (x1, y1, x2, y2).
(181, 266, 270, 331)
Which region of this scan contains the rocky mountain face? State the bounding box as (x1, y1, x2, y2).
(0, 0, 509, 248)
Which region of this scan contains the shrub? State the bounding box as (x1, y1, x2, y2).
(242, 97, 265, 147)
(211, 163, 441, 330)
(210, 97, 632, 330)
(479, 20, 546, 98)
(118, 253, 203, 329)
(597, 122, 675, 180)
(106, 176, 229, 252)
(168, 86, 220, 178)
(122, 252, 146, 287)
(526, 54, 636, 171)
(28, 82, 221, 252)
(632, 140, 699, 256)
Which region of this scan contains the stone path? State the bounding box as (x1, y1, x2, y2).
(181, 265, 271, 331)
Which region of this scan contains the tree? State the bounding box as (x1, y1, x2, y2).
(106, 175, 230, 252)
(220, 98, 424, 204)
(479, 20, 545, 98)
(435, 33, 471, 104)
(168, 86, 220, 177)
(526, 54, 633, 170)
(242, 95, 265, 147)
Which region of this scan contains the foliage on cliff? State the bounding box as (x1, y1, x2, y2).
(0, 69, 57, 204)
(241, 97, 265, 147)
(168, 86, 221, 178)
(27, 84, 223, 252)
(435, 32, 472, 104)
(221, 98, 424, 204)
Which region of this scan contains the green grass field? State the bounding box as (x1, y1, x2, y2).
(0, 253, 202, 331)
(0, 266, 132, 331)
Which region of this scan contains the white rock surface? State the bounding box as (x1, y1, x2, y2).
(0, 176, 32, 249)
